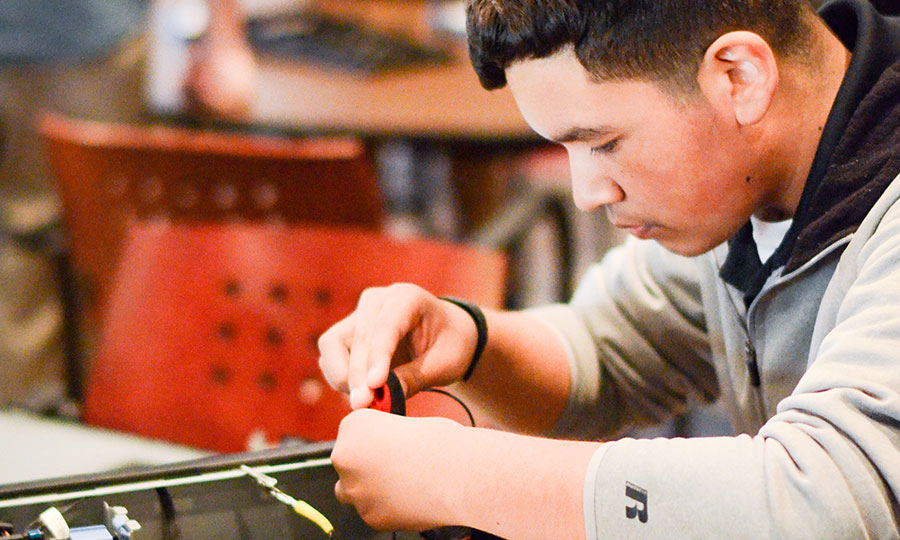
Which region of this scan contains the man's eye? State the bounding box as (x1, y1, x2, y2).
(591, 139, 619, 154)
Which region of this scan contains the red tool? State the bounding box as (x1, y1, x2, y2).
(369, 370, 406, 416)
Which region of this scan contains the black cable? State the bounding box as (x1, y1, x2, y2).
(391, 387, 478, 540)
(422, 388, 476, 427)
(57, 498, 86, 519)
(24, 513, 40, 531)
(156, 487, 181, 539)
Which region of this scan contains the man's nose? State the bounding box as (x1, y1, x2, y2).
(568, 152, 625, 212)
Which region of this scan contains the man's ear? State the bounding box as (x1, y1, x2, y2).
(696, 31, 779, 127)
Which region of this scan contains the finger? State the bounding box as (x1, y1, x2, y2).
(392, 361, 426, 398)
(334, 480, 349, 504)
(364, 294, 421, 390)
(317, 313, 355, 393)
(347, 288, 386, 408)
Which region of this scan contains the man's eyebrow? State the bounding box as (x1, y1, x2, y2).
(550, 126, 615, 143)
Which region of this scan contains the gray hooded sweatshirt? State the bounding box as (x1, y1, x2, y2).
(530, 1, 900, 538)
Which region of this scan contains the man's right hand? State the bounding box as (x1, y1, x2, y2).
(317, 283, 479, 409)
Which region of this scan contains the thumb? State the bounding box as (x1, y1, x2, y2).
(391, 363, 428, 400)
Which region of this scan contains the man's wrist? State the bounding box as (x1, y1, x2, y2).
(438, 296, 488, 382)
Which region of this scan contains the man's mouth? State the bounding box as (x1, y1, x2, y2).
(610, 219, 655, 239)
(625, 225, 654, 239)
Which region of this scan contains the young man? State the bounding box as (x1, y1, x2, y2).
(318, 0, 900, 538)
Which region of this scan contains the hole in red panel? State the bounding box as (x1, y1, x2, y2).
(314, 288, 332, 306)
(210, 365, 232, 385)
(269, 283, 289, 303)
(218, 322, 237, 340)
(264, 326, 284, 346)
(256, 372, 277, 392)
(224, 280, 241, 297)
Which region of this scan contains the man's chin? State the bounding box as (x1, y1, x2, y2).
(654, 236, 720, 258)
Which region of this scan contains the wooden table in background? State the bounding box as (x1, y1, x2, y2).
(249, 0, 532, 140)
(244, 0, 543, 232)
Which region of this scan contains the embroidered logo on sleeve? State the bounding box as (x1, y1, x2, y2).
(625, 481, 648, 523)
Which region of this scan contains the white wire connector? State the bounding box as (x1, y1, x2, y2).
(37, 507, 69, 540)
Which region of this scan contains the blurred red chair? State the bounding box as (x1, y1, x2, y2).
(38, 112, 383, 401)
(39, 112, 383, 322)
(82, 222, 507, 452)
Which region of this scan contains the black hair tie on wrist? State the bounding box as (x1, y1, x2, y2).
(439, 296, 487, 382)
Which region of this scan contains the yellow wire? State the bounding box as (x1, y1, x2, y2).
(292, 499, 335, 537)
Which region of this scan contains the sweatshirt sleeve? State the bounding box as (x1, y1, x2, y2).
(529, 237, 717, 440)
(579, 200, 900, 539)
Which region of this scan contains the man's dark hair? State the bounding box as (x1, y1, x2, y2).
(467, 0, 817, 92)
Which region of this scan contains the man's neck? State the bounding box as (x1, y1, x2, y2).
(759, 16, 852, 222)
